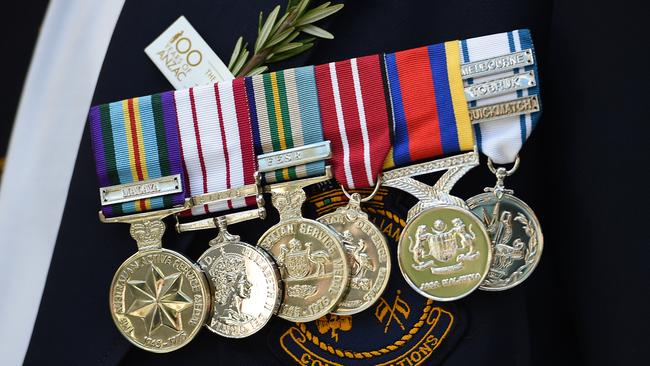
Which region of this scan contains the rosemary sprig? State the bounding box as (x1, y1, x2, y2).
(228, 0, 343, 77)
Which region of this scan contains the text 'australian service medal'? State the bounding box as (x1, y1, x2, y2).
(259, 188, 349, 322)
(398, 206, 491, 301)
(110, 248, 210, 353)
(198, 240, 281, 338)
(318, 193, 391, 315)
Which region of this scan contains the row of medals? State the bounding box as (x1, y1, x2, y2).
(105, 149, 543, 353)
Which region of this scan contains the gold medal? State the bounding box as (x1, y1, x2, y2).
(383, 150, 491, 301)
(258, 167, 350, 322)
(102, 206, 210, 352)
(318, 181, 391, 315)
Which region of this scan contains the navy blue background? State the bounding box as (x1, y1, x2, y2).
(4, 0, 645, 365)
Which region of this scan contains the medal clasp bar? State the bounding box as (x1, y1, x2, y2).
(382, 150, 479, 221)
(99, 174, 182, 206)
(257, 141, 331, 173)
(98, 200, 191, 251)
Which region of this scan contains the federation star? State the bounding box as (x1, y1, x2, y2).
(125, 264, 194, 335)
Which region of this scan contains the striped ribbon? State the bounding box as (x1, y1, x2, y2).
(175, 78, 257, 216)
(383, 41, 475, 169)
(90, 29, 539, 215)
(246, 66, 326, 183)
(315, 54, 392, 189)
(89, 92, 185, 217)
(461, 29, 541, 164)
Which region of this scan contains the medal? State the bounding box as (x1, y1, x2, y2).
(461, 30, 544, 290)
(379, 40, 495, 301)
(313, 53, 394, 314)
(258, 168, 349, 322)
(173, 78, 283, 337)
(177, 207, 282, 338)
(318, 182, 391, 315)
(247, 65, 350, 322)
(467, 159, 543, 290)
(89, 93, 210, 352)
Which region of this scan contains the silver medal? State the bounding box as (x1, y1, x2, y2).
(467, 157, 543, 291)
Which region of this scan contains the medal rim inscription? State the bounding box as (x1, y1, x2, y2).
(197, 240, 282, 338)
(467, 192, 544, 291)
(258, 217, 349, 322)
(397, 205, 492, 301)
(109, 248, 210, 353)
(318, 210, 391, 315)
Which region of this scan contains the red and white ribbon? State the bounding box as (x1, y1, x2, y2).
(315, 54, 392, 189)
(175, 78, 257, 216)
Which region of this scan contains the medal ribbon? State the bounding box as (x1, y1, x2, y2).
(89, 92, 186, 217)
(175, 78, 257, 216)
(315, 54, 392, 189)
(461, 29, 541, 164)
(245, 66, 326, 183)
(383, 41, 475, 169)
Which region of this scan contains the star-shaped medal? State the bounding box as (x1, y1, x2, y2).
(126, 264, 194, 335)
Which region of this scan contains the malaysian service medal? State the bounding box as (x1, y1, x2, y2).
(172, 77, 283, 337)
(378, 40, 494, 301)
(89, 94, 210, 352)
(460, 29, 544, 291)
(313, 53, 394, 314)
(247, 65, 349, 322)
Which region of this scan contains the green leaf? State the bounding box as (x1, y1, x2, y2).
(255, 5, 281, 52)
(295, 4, 343, 26)
(287, 0, 301, 11)
(278, 30, 300, 47)
(266, 26, 295, 48)
(228, 37, 243, 69)
(294, 0, 311, 18)
(267, 42, 313, 63)
(299, 24, 333, 39)
(258, 11, 263, 33)
(314, 2, 331, 10)
(247, 66, 269, 76)
(271, 12, 289, 35)
(273, 42, 304, 54)
(231, 48, 249, 76)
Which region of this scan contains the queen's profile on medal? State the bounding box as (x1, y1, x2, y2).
(209, 251, 254, 325)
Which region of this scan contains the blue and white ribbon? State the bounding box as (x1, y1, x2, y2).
(461, 29, 541, 164)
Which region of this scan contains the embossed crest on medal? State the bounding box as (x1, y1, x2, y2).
(467, 193, 543, 291)
(109, 248, 210, 353)
(198, 241, 281, 338)
(259, 218, 348, 322)
(319, 200, 391, 315)
(259, 189, 349, 322)
(398, 206, 491, 301)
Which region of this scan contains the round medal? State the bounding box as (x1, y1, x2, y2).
(318, 194, 390, 315)
(198, 240, 281, 338)
(397, 206, 491, 301)
(467, 192, 543, 291)
(259, 218, 349, 322)
(109, 248, 210, 353)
